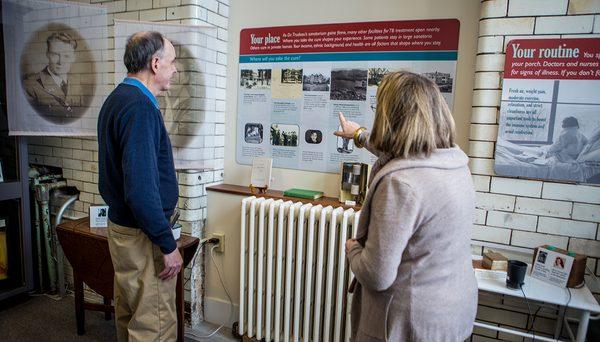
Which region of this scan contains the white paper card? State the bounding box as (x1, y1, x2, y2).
(89, 206, 109, 228)
(251, 157, 272, 188)
(531, 247, 574, 288)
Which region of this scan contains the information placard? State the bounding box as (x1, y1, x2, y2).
(236, 19, 460, 173)
(495, 38, 600, 183)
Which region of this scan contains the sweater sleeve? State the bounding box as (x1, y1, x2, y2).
(118, 103, 177, 254)
(359, 131, 382, 157)
(347, 177, 419, 291)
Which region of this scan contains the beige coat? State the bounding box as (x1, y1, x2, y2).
(348, 136, 478, 341)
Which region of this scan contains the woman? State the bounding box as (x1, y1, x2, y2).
(335, 71, 477, 341)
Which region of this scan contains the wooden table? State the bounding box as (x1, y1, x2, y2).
(57, 218, 199, 342)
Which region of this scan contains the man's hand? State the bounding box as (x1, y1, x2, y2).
(159, 248, 183, 280)
(334, 112, 360, 139)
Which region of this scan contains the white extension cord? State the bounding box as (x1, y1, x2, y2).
(185, 244, 235, 340)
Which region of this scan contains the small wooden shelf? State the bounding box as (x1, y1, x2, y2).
(206, 184, 362, 211)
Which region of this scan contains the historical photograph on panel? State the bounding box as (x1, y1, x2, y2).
(240, 69, 271, 89)
(496, 104, 600, 183)
(330, 68, 367, 101)
(368, 68, 390, 87)
(305, 129, 322, 144)
(245, 123, 263, 144)
(271, 68, 303, 99)
(21, 25, 93, 124)
(302, 70, 330, 91)
(336, 125, 354, 153)
(422, 71, 453, 93)
(270, 124, 299, 147)
(2, 0, 107, 135)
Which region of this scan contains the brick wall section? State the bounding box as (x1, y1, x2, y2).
(27, 0, 228, 328)
(470, 1, 600, 340)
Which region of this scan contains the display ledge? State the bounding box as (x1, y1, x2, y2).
(206, 183, 362, 211)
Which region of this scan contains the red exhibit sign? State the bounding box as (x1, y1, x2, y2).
(504, 38, 600, 80)
(239, 19, 459, 55)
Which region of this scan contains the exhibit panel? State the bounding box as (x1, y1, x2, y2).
(236, 19, 460, 173)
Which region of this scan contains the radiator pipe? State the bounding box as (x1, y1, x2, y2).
(34, 185, 56, 293)
(53, 193, 78, 298)
(28, 169, 44, 291)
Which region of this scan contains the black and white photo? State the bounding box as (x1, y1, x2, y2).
(270, 124, 298, 147)
(240, 69, 271, 89)
(20, 27, 93, 123)
(245, 123, 264, 144)
(330, 68, 367, 101)
(495, 105, 600, 183)
(368, 68, 390, 87)
(337, 125, 354, 153)
(302, 72, 330, 91)
(422, 71, 453, 93)
(281, 68, 302, 84)
(305, 129, 322, 144)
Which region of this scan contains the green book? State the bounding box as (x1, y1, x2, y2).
(283, 188, 324, 200)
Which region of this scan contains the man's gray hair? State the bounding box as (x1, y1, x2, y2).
(123, 31, 165, 74)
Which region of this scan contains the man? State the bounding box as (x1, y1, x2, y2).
(97, 31, 182, 341)
(23, 32, 82, 120)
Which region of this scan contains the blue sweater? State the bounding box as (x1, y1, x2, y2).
(98, 81, 178, 254)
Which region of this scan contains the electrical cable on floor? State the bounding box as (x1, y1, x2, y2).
(186, 244, 234, 339)
(520, 285, 535, 342)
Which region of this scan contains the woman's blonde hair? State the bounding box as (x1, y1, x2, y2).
(369, 71, 456, 158)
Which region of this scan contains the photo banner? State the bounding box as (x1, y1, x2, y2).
(114, 20, 218, 170)
(2, 0, 108, 136)
(236, 19, 460, 173)
(494, 38, 600, 184)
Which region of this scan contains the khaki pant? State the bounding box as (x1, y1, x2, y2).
(107, 221, 177, 342)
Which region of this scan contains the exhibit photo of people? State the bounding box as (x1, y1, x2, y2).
(240, 68, 271, 89)
(305, 129, 323, 144)
(245, 123, 264, 144)
(495, 103, 600, 183)
(270, 123, 299, 147)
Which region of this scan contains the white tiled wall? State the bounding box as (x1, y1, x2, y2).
(470, 1, 600, 340)
(27, 0, 228, 328)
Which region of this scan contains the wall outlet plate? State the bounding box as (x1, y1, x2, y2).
(212, 232, 225, 253)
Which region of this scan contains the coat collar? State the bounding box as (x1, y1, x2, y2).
(369, 146, 468, 187)
(39, 67, 66, 97)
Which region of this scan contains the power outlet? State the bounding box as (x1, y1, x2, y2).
(212, 232, 225, 253)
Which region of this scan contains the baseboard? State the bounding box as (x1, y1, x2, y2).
(203, 296, 239, 328)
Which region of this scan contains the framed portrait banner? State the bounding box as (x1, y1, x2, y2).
(114, 20, 218, 170)
(2, 0, 108, 136)
(494, 38, 600, 184)
(236, 19, 460, 173)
